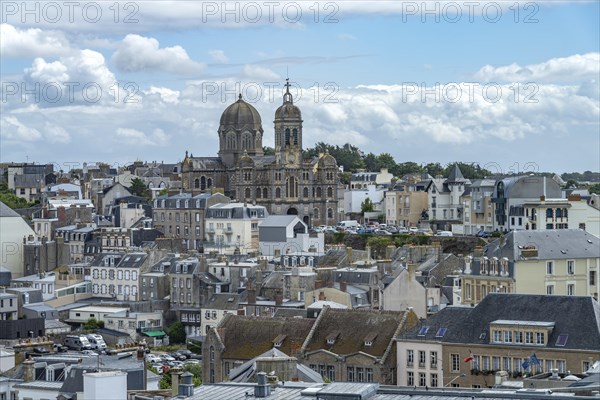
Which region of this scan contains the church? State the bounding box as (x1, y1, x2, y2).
(181, 80, 340, 228)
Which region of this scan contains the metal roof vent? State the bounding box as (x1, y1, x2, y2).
(254, 371, 271, 398)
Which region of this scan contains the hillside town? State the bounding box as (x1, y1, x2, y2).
(0, 84, 599, 400)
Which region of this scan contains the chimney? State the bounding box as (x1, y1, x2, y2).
(274, 289, 283, 306)
(57, 206, 66, 221)
(365, 245, 372, 260)
(318, 291, 326, 301)
(254, 372, 272, 398)
(207, 285, 214, 299)
(568, 193, 581, 201)
(385, 245, 396, 259)
(550, 368, 559, 380)
(340, 280, 347, 292)
(464, 256, 472, 274)
(171, 369, 182, 397)
(247, 282, 256, 305)
(408, 264, 416, 279)
(495, 370, 509, 385)
(327, 280, 333, 288)
(346, 247, 353, 265)
(314, 279, 323, 289)
(179, 371, 195, 397)
(23, 357, 35, 382)
(540, 195, 546, 201)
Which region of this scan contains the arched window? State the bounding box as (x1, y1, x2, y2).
(286, 177, 297, 198)
(328, 208, 333, 218)
(242, 133, 253, 150)
(292, 128, 298, 145)
(303, 187, 309, 198)
(285, 128, 291, 145)
(327, 186, 333, 198)
(316, 187, 322, 197)
(207, 178, 212, 188)
(256, 188, 261, 198)
(263, 188, 268, 198)
(313, 208, 320, 219)
(275, 188, 281, 198)
(227, 132, 236, 149)
(245, 188, 251, 199)
(194, 179, 200, 189)
(201, 176, 206, 190)
(148, 182, 154, 188)
(556, 208, 562, 218)
(546, 208, 553, 218)
(563, 208, 568, 218)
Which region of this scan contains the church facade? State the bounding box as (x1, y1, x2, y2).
(181, 81, 340, 228)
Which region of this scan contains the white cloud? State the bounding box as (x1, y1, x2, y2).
(209, 49, 229, 63)
(0, 116, 43, 142)
(241, 65, 280, 81)
(0, 24, 72, 58)
(337, 33, 356, 41)
(145, 87, 181, 104)
(112, 34, 205, 74)
(474, 53, 600, 82)
(44, 122, 71, 143)
(116, 127, 169, 146)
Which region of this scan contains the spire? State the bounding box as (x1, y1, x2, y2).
(238, 93, 243, 101)
(283, 78, 293, 104)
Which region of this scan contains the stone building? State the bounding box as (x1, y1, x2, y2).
(181, 81, 341, 228)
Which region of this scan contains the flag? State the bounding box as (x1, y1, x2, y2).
(522, 359, 530, 370)
(464, 355, 474, 363)
(530, 353, 541, 366)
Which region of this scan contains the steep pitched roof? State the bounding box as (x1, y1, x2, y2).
(304, 309, 417, 358)
(0, 201, 20, 217)
(217, 315, 315, 360)
(484, 229, 600, 261)
(446, 163, 467, 183)
(399, 293, 600, 351)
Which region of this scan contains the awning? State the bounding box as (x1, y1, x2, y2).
(142, 330, 167, 337)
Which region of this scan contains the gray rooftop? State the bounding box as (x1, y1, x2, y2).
(0, 201, 20, 217)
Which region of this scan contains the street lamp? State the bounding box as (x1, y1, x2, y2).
(444, 373, 466, 387)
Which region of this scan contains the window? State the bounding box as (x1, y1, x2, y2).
(493, 330, 501, 343)
(546, 284, 554, 295)
(347, 367, 355, 382)
(567, 284, 575, 296)
(451, 354, 460, 372)
(435, 328, 447, 338)
(430, 373, 438, 387)
(357, 367, 364, 382)
(419, 350, 426, 368)
(327, 365, 335, 382)
(493, 356, 501, 370)
(417, 326, 429, 336)
(430, 351, 438, 368)
(567, 260, 575, 275)
(419, 372, 426, 387)
(555, 334, 569, 347)
(557, 360, 566, 373)
(590, 271, 597, 286)
(536, 332, 545, 345)
(504, 330, 512, 343)
(515, 331, 523, 344)
(407, 371, 414, 386)
(525, 331, 533, 344)
(546, 261, 553, 275)
(407, 350, 414, 366)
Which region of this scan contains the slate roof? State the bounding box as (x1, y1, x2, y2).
(0, 201, 20, 217)
(398, 293, 600, 351)
(218, 315, 315, 360)
(304, 309, 416, 358)
(446, 163, 468, 183)
(483, 229, 600, 261)
(205, 292, 247, 310)
(259, 215, 301, 228)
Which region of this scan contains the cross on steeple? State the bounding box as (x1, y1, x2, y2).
(283, 78, 293, 103)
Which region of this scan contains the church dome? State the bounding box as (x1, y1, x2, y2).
(219, 94, 263, 131)
(275, 102, 302, 120)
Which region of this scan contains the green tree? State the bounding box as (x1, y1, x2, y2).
(83, 317, 104, 330)
(423, 162, 444, 177)
(588, 183, 600, 195)
(156, 361, 202, 389)
(360, 197, 374, 214)
(262, 146, 275, 155)
(158, 188, 169, 196)
(366, 236, 394, 258)
(0, 193, 36, 209)
(129, 177, 150, 199)
(167, 321, 186, 344)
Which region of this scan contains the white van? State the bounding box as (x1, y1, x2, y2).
(337, 220, 359, 229)
(435, 230, 453, 237)
(86, 334, 107, 351)
(64, 335, 92, 351)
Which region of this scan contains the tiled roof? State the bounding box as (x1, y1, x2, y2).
(304, 309, 416, 358)
(399, 293, 600, 351)
(218, 315, 315, 360)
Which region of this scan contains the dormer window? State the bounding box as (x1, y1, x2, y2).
(363, 332, 377, 347)
(273, 334, 287, 348)
(326, 331, 340, 345)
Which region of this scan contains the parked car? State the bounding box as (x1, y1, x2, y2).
(409, 227, 419, 234)
(374, 229, 392, 235)
(80, 350, 98, 356)
(161, 354, 176, 362)
(146, 354, 162, 364)
(435, 230, 453, 237)
(477, 230, 490, 238)
(397, 227, 409, 234)
(177, 349, 193, 359)
(53, 344, 68, 353)
(169, 352, 187, 361)
(386, 226, 399, 234)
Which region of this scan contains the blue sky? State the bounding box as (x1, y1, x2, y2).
(1, 1, 599, 174)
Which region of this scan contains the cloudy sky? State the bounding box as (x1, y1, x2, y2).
(1, 1, 598, 174)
